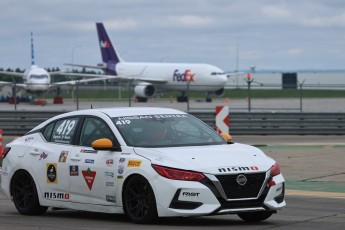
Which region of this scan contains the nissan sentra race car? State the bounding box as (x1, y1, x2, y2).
(1, 107, 285, 223)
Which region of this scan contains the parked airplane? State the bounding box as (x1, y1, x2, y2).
(66, 22, 240, 102)
(0, 33, 111, 104)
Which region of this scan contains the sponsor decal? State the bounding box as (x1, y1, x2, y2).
(218, 166, 259, 173)
(46, 163, 58, 184)
(173, 69, 195, 82)
(127, 160, 142, 167)
(80, 149, 98, 154)
(118, 165, 124, 174)
(85, 159, 95, 164)
(44, 192, 70, 200)
(106, 182, 114, 187)
(117, 175, 123, 179)
(236, 174, 247, 186)
(121, 152, 131, 155)
(119, 158, 126, 163)
(58, 151, 68, 163)
(82, 168, 96, 190)
(106, 195, 116, 203)
(69, 165, 79, 176)
(39, 152, 48, 161)
(25, 137, 34, 142)
(106, 159, 114, 166)
(105, 172, 114, 178)
(182, 192, 200, 197)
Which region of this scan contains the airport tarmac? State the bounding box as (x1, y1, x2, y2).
(0, 97, 345, 112)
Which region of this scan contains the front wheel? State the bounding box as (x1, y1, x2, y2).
(238, 211, 273, 222)
(11, 170, 48, 215)
(123, 175, 158, 224)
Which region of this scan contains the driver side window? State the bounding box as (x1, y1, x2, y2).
(79, 117, 115, 147)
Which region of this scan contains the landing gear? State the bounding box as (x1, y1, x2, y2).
(136, 96, 148, 102)
(205, 92, 212, 102)
(177, 92, 188, 102)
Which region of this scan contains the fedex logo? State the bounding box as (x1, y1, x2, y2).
(100, 40, 111, 48)
(173, 69, 195, 82)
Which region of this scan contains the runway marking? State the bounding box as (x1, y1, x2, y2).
(286, 189, 345, 198)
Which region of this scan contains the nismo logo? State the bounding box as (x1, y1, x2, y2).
(218, 166, 259, 173)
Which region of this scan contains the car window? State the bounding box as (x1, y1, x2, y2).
(42, 122, 55, 141)
(50, 118, 79, 144)
(79, 117, 115, 147)
(113, 114, 226, 147)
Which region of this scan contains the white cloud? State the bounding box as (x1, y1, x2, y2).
(302, 13, 345, 27)
(167, 15, 215, 28)
(261, 4, 291, 18)
(287, 49, 303, 56)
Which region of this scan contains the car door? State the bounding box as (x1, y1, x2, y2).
(29, 117, 79, 202)
(68, 116, 120, 205)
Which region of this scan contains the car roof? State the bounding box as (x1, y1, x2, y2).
(30, 107, 187, 132)
(69, 107, 187, 117)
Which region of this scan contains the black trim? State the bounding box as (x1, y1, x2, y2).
(274, 183, 285, 204)
(169, 189, 203, 210)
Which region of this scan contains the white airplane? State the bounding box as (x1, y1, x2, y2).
(66, 22, 240, 102)
(0, 33, 112, 103)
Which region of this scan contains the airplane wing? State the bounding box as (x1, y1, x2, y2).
(0, 81, 26, 90)
(53, 72, 168, 84)
(0, 71, 25, 77)
(63, 63, 104, 70)
(223, 71, 245, 78)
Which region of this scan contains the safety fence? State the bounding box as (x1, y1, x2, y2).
(0, 111, 344, 136)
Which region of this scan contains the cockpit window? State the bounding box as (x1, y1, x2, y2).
(30, 74, 49, 79)
(211, 72, 224, 75)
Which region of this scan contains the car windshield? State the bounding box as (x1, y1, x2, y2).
(112, 114, 226, 147)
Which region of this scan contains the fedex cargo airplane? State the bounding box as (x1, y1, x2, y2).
(0, 32, 113, 102)
(67, 22, 238, 102)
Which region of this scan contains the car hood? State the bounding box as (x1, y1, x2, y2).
(134, 143, 275, 174)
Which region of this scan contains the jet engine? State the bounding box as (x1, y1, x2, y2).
(214, 87, 225, 96)
(134, 82, 156, 98)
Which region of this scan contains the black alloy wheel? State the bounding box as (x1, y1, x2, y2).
(11, 170, 48, 215)
(123, 175, 158, 224)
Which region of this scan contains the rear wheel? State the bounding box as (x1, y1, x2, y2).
(238, 211, 273, 222)
(123, 175, 158, 224)
(11, 170, 48, 215)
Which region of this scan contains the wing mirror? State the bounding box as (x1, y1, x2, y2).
(220, 133, 234, 144)
(92, 138, 117, 150)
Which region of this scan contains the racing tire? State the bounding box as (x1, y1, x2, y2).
(237, 211, 273, 222)
(123, 175, 158, 224)
(11, 170, 48, 215)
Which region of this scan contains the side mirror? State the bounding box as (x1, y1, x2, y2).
(220, 133, 234, 144)
(91, 138, 115, 150)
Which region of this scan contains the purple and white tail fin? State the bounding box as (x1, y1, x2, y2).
(96, 23, 121, 74)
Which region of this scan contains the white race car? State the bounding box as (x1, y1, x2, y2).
(1, 107, 285, 224)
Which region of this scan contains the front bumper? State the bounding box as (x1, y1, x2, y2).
(151, 172, 286, 217)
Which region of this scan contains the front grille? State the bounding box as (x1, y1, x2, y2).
(215, 172, 266, 199)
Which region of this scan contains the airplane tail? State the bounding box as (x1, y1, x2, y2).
(31, 32, 35, 65)
(96, 22, 121, 65)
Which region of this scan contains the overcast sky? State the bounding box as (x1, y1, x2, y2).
(1, 0, 345, 72)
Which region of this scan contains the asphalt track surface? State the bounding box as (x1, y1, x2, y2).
(1, 135, 344, 229)
(1, 99, 345, 229)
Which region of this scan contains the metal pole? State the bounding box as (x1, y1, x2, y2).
(248, 80, 251, 112)
(128, 80, 132, 107)
(76, 80, 79, 110)
(14, 82, 17, 111)
(186, 81, 190, 111)
(299, 80, 305, 112)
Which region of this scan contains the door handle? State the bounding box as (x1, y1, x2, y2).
(30, 150, 40, 156)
